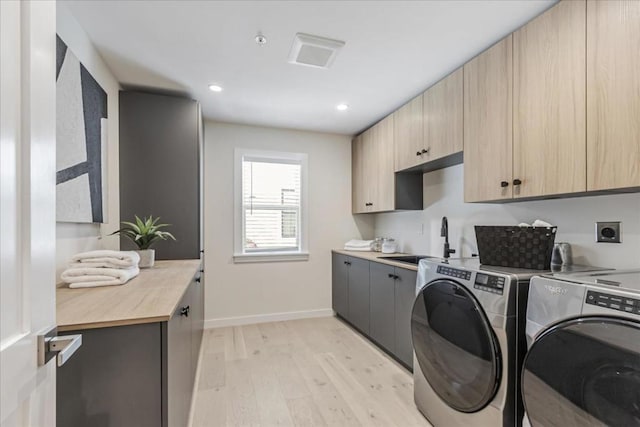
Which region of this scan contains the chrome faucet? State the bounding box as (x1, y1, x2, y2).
(441, 216, 456, 259)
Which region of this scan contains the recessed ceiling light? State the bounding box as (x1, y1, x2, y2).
(208, 84, 223, 92)
(336, 103, 349, 111)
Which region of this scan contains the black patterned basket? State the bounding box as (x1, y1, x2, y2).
(474, 225, 558, 270)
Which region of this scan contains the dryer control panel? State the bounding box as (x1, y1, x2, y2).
(586, 290, 640, 315)
(437, 265, 472, 281)
(474, 273, 505, 295)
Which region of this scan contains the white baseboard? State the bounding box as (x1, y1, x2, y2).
(204, 308, 334, 329)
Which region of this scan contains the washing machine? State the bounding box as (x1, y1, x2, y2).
(523, 270, 640, 426)
(412, 258, 540, 427)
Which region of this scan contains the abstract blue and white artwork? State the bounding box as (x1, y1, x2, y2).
(56, 35, 108, 223)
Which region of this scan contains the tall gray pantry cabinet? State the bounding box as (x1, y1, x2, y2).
(57, 91, 205, 427)
(119, 91, 203, 260)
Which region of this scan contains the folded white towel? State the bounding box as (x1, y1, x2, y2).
(61, 266, 140, 288)
(71, 250, 140, 269)
(344, 239, 374, 249)
(344, 246, 373, 252)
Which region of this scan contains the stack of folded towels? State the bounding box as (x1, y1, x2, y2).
(344, 239, 374, 252)
(61, 250, 141, 289)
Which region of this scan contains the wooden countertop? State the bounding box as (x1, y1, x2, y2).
(332, 249, 425, 271)
(57, 259, 201, 332)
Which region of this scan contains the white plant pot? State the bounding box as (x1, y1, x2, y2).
(136, 249, 155, 268)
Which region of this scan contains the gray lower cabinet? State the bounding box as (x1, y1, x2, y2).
(57, 272, 203, 427)
(331, 253, 349, 318)
(369, 262, 396, 352)
(191, 271, 204, 380)
(394, 268, 417, 369)
(346, 257, 370, 334)
(57, 323, 163, 427)
(164, 282, 193, 427)
(331, 253, 370, 334)
(331, 253, 417, 370)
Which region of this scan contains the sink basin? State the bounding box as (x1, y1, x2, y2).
(380, 255, 440, 265)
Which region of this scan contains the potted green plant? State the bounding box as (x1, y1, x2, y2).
(110, 215, 176, 268)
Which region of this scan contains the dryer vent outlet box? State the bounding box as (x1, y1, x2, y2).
(288, 33, 345, 69)
(596, 221, 622, 243)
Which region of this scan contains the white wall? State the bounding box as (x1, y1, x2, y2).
(55, 5, 121, 280)
(204, 121, 373, 326)
(374, 164, 640, 269)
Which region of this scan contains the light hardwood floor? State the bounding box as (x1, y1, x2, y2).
(190, 316, 431, 427)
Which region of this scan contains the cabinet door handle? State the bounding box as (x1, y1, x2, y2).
(344, 261, 351, 266)
(500, 181, 509, 188)
(180, 306, 190, 317)
(388, 273, 395, 279)
(421, 148, 430, 154)
(416, 151, 422, 156)
(394, 275, 400, 280)
(513, 179, 522, 186)
(196, 277, 201, 283)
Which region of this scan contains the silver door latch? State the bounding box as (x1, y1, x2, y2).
(37, 327, 82, 367)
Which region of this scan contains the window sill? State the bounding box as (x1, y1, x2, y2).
(233, 252, 310, 264)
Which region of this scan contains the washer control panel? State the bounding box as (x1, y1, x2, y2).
(437, 265, 472, 281)
(586, 290, 640, 315)
(473, 273, 505, 295)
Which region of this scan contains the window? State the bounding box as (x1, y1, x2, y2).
(234, 149, 308, 262)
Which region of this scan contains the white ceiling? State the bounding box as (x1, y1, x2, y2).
(62, 0, 556, 135)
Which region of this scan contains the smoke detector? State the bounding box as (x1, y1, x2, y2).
(255, 33, 267, 46)
(288, 33, 345, 69)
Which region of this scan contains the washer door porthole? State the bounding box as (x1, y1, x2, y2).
(411, 279, 502, 413)
(522, 317, 640, 426)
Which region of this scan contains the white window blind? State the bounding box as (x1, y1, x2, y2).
(241, 158, 302, 253)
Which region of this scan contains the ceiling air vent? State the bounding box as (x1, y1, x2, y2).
(288, 33, 345, 69)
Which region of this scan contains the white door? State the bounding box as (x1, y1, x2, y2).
(1, 1, 58, 426)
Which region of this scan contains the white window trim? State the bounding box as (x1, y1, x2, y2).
(233, 148, 309, 263)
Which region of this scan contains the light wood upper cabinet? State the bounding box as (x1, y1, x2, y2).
(374, 115, 396, 211)
(513, 0, 587, 199)
(355, 0, 640, 209)
(351, 133, 367, 214)
(587, 0, 640, 191)
(423, 68, 463, 162)
(352, 116, 396, 213)
(393, 95, 423, 172)
(464, 36, 513, 203)
(393, 68, 463, 172)
(362, 128, 377, 212)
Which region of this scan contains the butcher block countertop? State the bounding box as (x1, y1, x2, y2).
(57, 259, 201, 332)
(332, 249, 421, 271)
